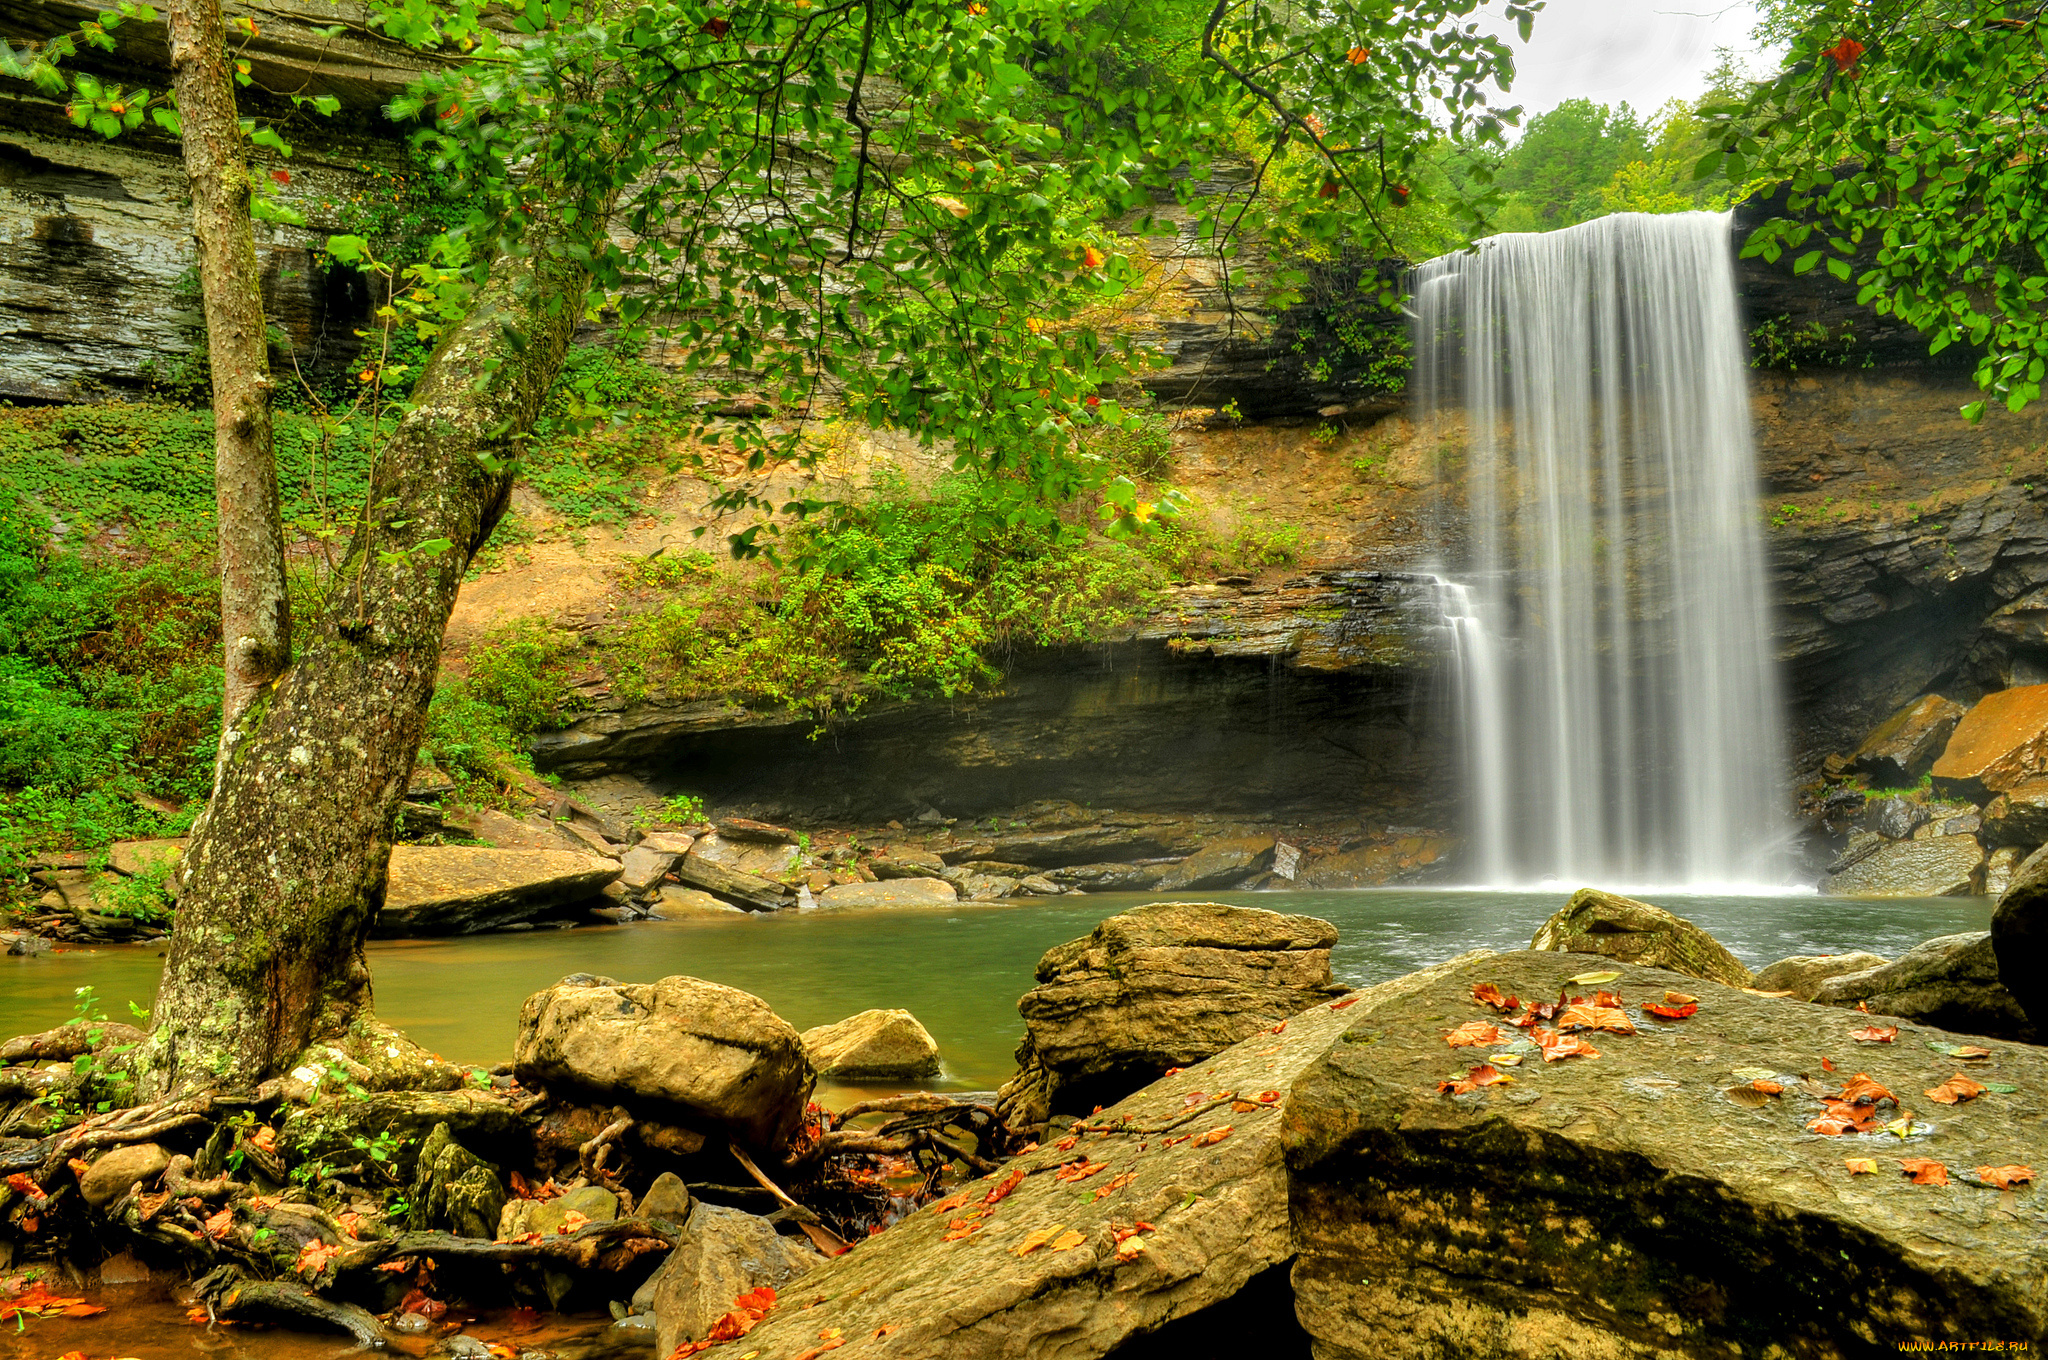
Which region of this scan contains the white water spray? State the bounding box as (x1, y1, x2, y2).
(1414, 212, 1790, 890)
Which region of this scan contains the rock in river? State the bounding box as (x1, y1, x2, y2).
(1851, 693, 1966, 787)
(1931, 681, 2048, 801)
(816, 878, 958, 908)
(1152, 835, 1275, 892)
(1750, 951, 1889, 1001)
(1285, 951, 2048, 1358)
(995, 901, 1344, 1129)
(1528, 888, 1751, 987)
(1822, 833, 1985, 897)
(1812, 931, 2038, 1044)
(377, 846, 622, 935)
(641, 1202, 824, 1357)
(711, 953, 1487, 1360)
(514, 975, 815, 1150)
(1995, 845, 2048, 1032)
(802, 1008, 941, 1080)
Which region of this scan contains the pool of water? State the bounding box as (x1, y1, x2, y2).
(0, 889, 1992, 1092)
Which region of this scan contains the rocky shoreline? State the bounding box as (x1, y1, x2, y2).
(2, 887, 2041, 1355)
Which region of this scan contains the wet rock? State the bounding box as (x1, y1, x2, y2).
(638, 831, 698, 856)
(279, 1091, 529, 1180)
(1043, 862, 1168, 891)
(618, 845, 679, 897)
(651, 886, 745, 918)
(1528, 888, 1752, 987)
(78, 1142, 170, 1209)
(531, 1185, 620, 1236)
(377, 846, 622, 935)
(1851, 693, 1966, 787)
(1750, 951, 1890, 1001)
(1986, 844, 2026, 897)
(440, 806, 585, 853)
(1980, 777, 2048, 847)
(1822, 833, 1985, 897)
(950, 859, 1034, 878)
(1932, 682, 2048, 801)
(801, 1009, 941, 1080)
(1153, 835, 1275, 892)
(690, 833, 800, 880)
(639, 1172, 692, 1225)
(996, 901, 1344, 1129)
(1813, 931, 2037, 1042)
(670, 850, 793, 911)
(1015, 874, 1065, 896)
(716, 817, 801, 844)
(643, 1203, 823, 1357)
(871, 849, 946, 879)
(1865, 794, 1932, 841)
(942, 822, 1207, 869)
(407, 1124, 506, 1239)
(514, 974, 815, 1150)
(960, 873, 1018, 902)
(1, 931, 49, 957)
(1285, 951, 2048, 1360)
(105, 837, 185, 889)
(816, 878, 958, 908)
(1992, 846, 2048, 1032)
(727, 953, 1486, 1360)
(1295, 834, 1451, 887)
(1827, 829, 1886, 874)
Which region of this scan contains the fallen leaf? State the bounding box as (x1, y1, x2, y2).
(295, 1239, 342, 1276)
(1975, 1165, 2035, 1189)
(203, 1207, 235, 1240)
(1190, 1126, 1233, 1147)
(1642, 1003, 1698, 1020)
(1751, 1080, 1784, 1095)
(984, 1169, 1025, 1205)
(1092, 1172, 1136, 1200)
(1743, 988, 1797, 998)
(1330, 997, 1358, 1011)
(1531, 1030, 1600, 1062)
(1566, 969, 1623, 986)
(1048, 1230, 1087, 1251)
(1488, 1053, 1523, 1066)
(1013, 1225, 1064, 1256)
(1471, 983, 1517, 1012)
(1664, 992, 1696, 1006)
(1469, 1064, 1510, 1087)
(556, 1210, 591, 1234)
(1927, 1041, 1992, 1060)
(941, 1219, 984, 1242)
(1924, 1074, 1988, 1106)
(1898, 1158, 1949, 1186)
(1557, 1004, 1635, 1036)
(875, 1325, 901, 1338)
(929, 1191, 970, 1214)
(1115, 1235, 1148, 1260)
(1054, 1160, 1108, 1183)
(1181, 1091, 1208, 1108)
(1231, 1101, 1260, 1113)
(1822, 1057, 1836, 1072)
(1269, 1021, 1287, 1035)
(1844, 1158, 1879, 1175)
(1837, 1073, 1897, 1106)
(1724, 1085, 1772, 1108)
(1446, 1021, 1502, 1048)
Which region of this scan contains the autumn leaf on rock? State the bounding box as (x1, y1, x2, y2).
(295, 1239, 342, 1276)
(1822, 1057, 1836, 1072)
(1092, 1172, 1137, 1201)
(942, 1219, 984, 1242)
(1898, 1158, 1949, 1186)
(1049, 1230, 1087, 1251)
(1557, 1004, 1635, 1036)
(1850, 1025, 1898, 1043)
(1013, 1225, 1065, 1256)
(1724, 1085, 1772, 1109)
(1750, 1080, 1784, 1095)
(1844, 1158, 1879, 1175)
(1837, 1073, 1897, 1106)
(1231, 1100, 1261, 1113)
(1257, 1090, 1280, 1103)
(1330, 997, 1358, 1011)
(1533, 1031, 1599, 1062)
(1643, 1002, 1698, 1020)
(1446, 1021, 1501, 1048)
(1975, 1165, 2035, 1189)
(984, 1168, 1025, 1205)
(1190, 1126, 1233, 1148)
(1471, 983, 1517, 1012)
(1054, 1160, 1108, 1183)
(203, 1207, 235, 1240)
(1924, 1074, 1988, 1106)
(930, 1191, 970, 1214)
(1567, 969, 1623, 986)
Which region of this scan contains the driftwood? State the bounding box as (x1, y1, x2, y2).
(199, 1270, 385, 1346)
(731, 1146, 851, 1256)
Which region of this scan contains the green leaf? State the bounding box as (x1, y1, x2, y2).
(1826, 256, 1852, 282)
(1792, 251, 1823, 276)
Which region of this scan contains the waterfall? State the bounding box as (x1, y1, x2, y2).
(1414, 211, 1790, 890)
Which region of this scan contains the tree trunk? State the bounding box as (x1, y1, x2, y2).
(165, 0, 291, 737)
(136, 229, 594, 1097)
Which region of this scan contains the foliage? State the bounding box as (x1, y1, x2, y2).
(1749, 316, 1869, 371)
(1226, 522, 1302, 569)
(462, 620, 589, 735)
(1491, 98, 1651, 232)
(1710, 0, 2048, 419)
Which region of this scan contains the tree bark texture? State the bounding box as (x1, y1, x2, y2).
(138, 234, 594, 1098)
(165, 0, 291, 737)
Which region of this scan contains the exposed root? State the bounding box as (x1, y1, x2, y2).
(334, 1216, 681, 1273)
(198, 1269, 385, 1346)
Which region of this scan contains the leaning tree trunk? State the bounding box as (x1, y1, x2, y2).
(135, 226, 595, 1097)
(165, 0, 291, 736)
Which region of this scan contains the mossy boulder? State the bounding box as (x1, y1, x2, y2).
(1529, 889, 1751, 987)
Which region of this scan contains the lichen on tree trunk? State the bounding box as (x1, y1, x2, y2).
(136, 232, 594, 1098)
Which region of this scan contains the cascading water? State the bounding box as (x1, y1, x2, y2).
(1413, 211, 1790, 890)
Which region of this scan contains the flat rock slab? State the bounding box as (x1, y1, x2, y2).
(1286, 951, 2048, 1359)
(377, 846, 622, 935)
(1933, 683, 2048, 801)
(710, 954, 1489, 1360)
(1823, 832, 1984, 897)
(816, 878, 957, 908)
(1854, 693, 1966, 787)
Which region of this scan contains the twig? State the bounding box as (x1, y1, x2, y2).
(729, 1145, 851, 1255)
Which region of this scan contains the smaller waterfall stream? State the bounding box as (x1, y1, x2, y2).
(1415, 212, 1792, 890)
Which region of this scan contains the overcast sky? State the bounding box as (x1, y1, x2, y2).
(1472, 0, 1777, 122)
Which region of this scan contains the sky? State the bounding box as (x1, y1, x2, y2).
(1473, 0, 1778, 121)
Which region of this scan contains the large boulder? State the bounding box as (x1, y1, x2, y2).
(801, 1009, 941, 1080)
(670, 850, 793, 911)
(1812, 932, 2038, 1043)
(1285, 951, 2048, 1359)
(1852, 693, 1967, 787)
(641, 1203, 826, 1355)
(1931, 682, 2048, 801)
(1865, 794, 1932, 841)
(376, 846, 621, 935)
(1995, 845, 2048, 1032)
(1152, 836, 1275, 892)
(1528, 888, 1750, 987)
(717, 954, 1488, 1360)
(1822, 834, 1985, 897)
(78, 1142, 171, 1210)
(513, 975, 815, 1150)
(1750, 951, 1889, 1001)
(816, 879, 958, 908)
(1981, 778, 2048, 848)
(995, 901, 1345, 1129)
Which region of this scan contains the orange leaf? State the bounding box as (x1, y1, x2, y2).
(1823, 36, 1864, 71)
(1269, 1021, 1287, 1034)
(1257, 1090, 1280, 1103)
(1952, 1045, 1993, 1060)
(1092, 1171, 1137, 1200)
(1231, 1100, 1260, 1113)
(1190, 1126, 1233, 1148)
(1843, 1158, 1879, 1175)
(1642, 1003, 1697, 1020)
(1750, 1080, 1783, 1096)
(1836, 1073, 1896, 1106)
(1469, 1064, 1508, 1087)
(1898, 1158, 1949, 1186)
(1822, 1056, 1835, 1072)
(1532, 1031, 1599, 1062)
(1664, 992, 1696, 1005)
(1557, 1003, 1635, 1035)
(1445, 1021, 1501, 1048)
(1471, 983, 1517, 1013)
(1849, 1025, 1897, 1043)
(1924, 1074, 1987, 1106)
(203, 1207, 235, 1240)
(1317, 178, 1341, 200)
(1346, 44, 1369, 64)
(1082, 245, 1106, 269)
(929, 1191, 970, 1214)
(984, 1168, 1025, 1205)
(1048, 1229, 1087, 1251)
(295, 1239, 341, 1276)
(1976, 1164, 2035, 1189)
(942, 1219, 984, 1242)
(1012, 1226, 1062, 1256)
